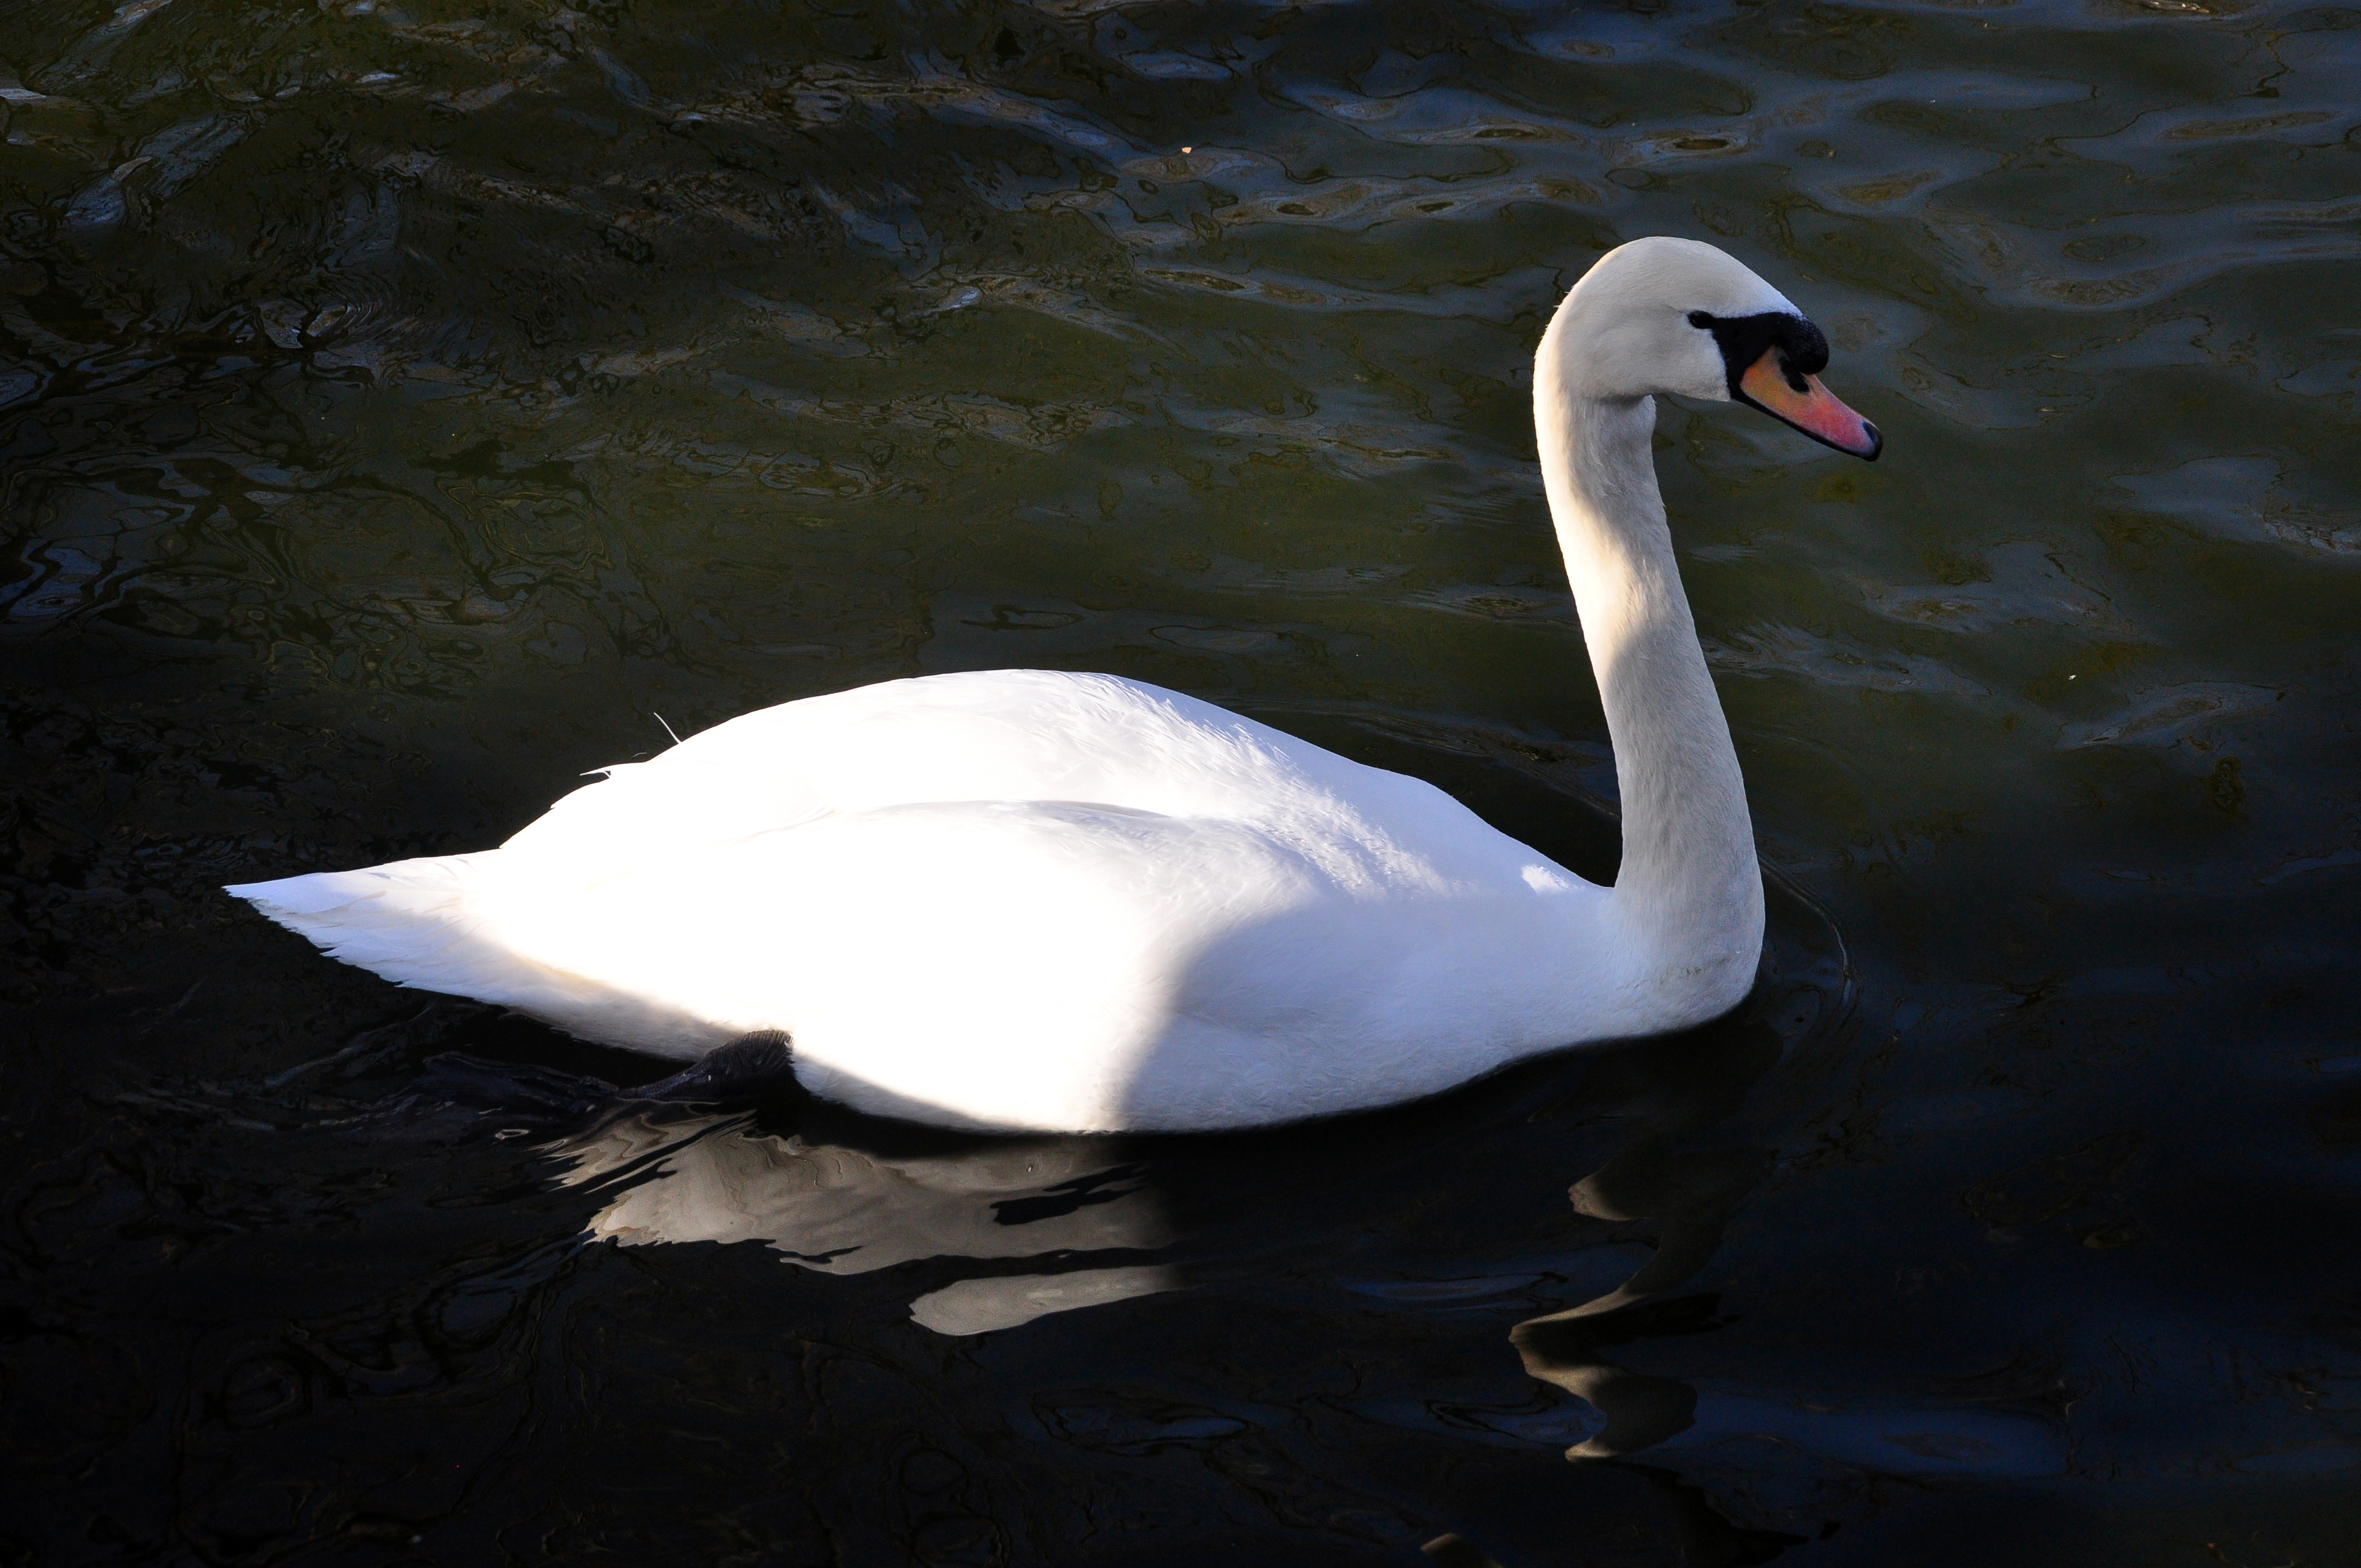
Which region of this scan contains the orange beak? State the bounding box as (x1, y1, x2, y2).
(1738, 347, 1881, 460)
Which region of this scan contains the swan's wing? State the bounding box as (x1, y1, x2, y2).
(502, 669, 1577, 894)
(488, 798, 1321, 1064)
(473, 792, 1611, 1130)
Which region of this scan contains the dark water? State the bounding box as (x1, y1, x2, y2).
(6, 0, 2361, 1561)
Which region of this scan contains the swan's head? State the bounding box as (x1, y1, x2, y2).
(1546, 236, 1881, 460)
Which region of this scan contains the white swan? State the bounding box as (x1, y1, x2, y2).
(229, 237, 1880, 1134)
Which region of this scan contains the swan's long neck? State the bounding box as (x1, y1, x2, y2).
(1535, 327, 1764, 1005)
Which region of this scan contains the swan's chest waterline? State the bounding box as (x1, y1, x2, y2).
(464, 671, 1644, 1132)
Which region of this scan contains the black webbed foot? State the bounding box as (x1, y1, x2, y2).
(636, 1030, 798, 1103)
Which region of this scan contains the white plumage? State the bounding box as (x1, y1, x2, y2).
(230, 237, 1879, 1133)
(235, 671, 1644, 1129)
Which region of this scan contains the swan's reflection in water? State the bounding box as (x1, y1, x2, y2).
(548, 1104, 1180, 1333)
(1500, 1020, 2070, 1541)
(536, 1015, 2064, 1502)
(1513, 1300, 2067, 1478)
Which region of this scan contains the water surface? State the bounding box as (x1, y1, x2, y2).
(6, 0, 2361, 1562)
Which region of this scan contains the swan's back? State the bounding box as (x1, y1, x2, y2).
(508, 671, 1506, 885)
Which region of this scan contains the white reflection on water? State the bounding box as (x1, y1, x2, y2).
(549, 1107, 1177, 1332)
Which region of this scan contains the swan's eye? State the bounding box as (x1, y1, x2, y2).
(1692, 308, 1831, 406)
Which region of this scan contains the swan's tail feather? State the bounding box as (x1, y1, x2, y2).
(226, 856, 714, 1056)
(227, 854, 515, 998)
